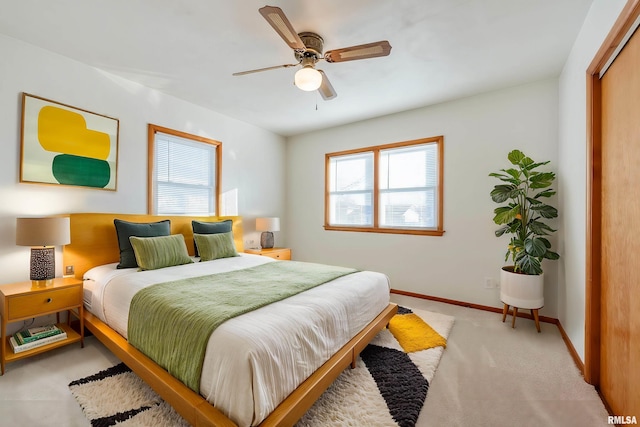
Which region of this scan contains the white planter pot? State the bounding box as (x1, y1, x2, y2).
(500, 266, 544, 309)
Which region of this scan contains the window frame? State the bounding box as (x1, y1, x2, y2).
(324, 136, 444, 236)
(147, 124, 221, 215)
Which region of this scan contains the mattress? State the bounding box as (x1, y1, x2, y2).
(83, 253, 390, 426)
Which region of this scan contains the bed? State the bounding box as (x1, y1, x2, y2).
(63, 213, 397, 427)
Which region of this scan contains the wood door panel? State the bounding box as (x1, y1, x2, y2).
(600, 25, 640, 416)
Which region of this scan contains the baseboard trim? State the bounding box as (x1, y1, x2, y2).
(555, 320, 585, 374)
(390, 289, 558, 323)
(390, 289, 586, 375)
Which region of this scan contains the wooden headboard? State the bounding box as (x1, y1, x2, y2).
(62, 213, 244, 280)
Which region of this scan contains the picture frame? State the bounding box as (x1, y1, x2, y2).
(20, 93, 119, 190)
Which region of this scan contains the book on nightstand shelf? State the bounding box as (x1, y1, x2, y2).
(9, 330, 68, 353)
(13, 324, 63, 345)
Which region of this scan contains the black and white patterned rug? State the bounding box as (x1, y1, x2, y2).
(69, 307, 454, 427)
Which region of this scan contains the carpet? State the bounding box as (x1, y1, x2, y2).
(69, 307, 454, 427)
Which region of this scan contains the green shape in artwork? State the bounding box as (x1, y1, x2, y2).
(52, 154, 111, 188)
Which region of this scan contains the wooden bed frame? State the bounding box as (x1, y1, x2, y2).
(63, 213, 397, 427)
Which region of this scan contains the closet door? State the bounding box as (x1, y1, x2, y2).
(599, 24, 640, 416)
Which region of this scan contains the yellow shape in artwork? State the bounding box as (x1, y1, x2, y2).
(37, 106, 110, 160)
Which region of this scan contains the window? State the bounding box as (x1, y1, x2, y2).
(325, 136, 444, 236)
(148, 124, 221, 215)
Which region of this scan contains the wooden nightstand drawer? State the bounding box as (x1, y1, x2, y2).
(8, 287, 81, 320)
(265, 249, 291, 260)
(245, 247, 291, 260)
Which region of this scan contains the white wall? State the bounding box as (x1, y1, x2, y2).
(287, 79, 560, 316)
(0, 34, 287, 286)
(557, 0, 627, 362)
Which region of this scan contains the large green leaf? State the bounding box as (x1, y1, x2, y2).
(523, 161, 550, 171)
(493, 205, 519, 224)
(525, 237, 547, 257)
(508, 150, 525, 164)
(495, 225, 511, 237)
(526, 196, 542, 205)
(488, 172, 519, 184)
(515, 252, 542, 275)
(538, 237, 552, 248)
(520, 156, 534, 168)
(518, 255, 542, 276)
(528, 220, 556, 236)
(531, 204, 558, 219)
(534, 189, 556, 199)
(490, 185, 516, 203)
(502, 168, 521, 181)
(529, 172, 555, 188)
(530, 172, 555, 182)
(544, 250, 560, 260)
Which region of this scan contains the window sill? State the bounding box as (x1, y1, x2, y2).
(324, 225, 445, 236)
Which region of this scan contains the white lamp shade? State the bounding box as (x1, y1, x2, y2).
(256, 217, 280, 232)
(16, 217, 71, 247)
(294, 67, 322, 91)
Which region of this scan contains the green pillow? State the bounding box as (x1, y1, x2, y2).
(193, 232, 238, 261)
(114, 219, 171, 269)
(129, 234, 194, 271)
(191, 220, 233, 257)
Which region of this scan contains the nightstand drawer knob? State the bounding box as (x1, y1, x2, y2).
(46, 298, 52, 303)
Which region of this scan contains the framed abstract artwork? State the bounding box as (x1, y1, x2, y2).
(20, 93, 119, 190)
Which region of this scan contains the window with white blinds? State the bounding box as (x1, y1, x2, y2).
(325, 136, 444, 236)
(148, 125, 221, 215)
(328, 152, 374, 226)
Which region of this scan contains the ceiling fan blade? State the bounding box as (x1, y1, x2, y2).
(232, 63, 298, 76)
(324, 40, 392, 63)
(317, 70, 337, 100)
(259, 6, 306, 51)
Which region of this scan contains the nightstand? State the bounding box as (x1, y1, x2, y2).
(0, 277, 84, 375)
(245, 247, 292, 260)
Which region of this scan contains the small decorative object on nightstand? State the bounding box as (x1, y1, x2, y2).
(16, 217, 71, 287)
(256, 217, 280, 249)
(245, 247, 291, 260)
(0, 277, 84, 375)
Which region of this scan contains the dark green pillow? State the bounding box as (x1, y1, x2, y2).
(191, 220, 233, 257)
(129, 235, 194, 271)
(193, 232, 238, 261)
(114, 219, 171, 269)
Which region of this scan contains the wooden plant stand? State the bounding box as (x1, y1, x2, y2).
(502, 304, 541, 333)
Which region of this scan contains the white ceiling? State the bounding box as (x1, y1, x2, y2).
(0, 0, 593, 136)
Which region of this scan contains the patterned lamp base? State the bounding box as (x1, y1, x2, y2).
(30, 247, 55, 287)
(260, 231, 274, 249)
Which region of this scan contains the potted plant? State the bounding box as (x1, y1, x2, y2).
(489, 150, 560, 322)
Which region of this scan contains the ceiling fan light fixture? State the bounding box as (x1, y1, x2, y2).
(295, 66, 322, 91)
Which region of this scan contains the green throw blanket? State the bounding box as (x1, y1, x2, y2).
(128, 261, 357, 392)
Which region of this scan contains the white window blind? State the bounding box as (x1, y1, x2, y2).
(153, 132, 217, 215)
(379, 143, 438, 229)
(328, 152, 374, 226)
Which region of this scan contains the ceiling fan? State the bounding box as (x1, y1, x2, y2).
(232, 5, 392, 100)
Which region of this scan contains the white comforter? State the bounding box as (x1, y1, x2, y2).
(83, 254, 390, 426)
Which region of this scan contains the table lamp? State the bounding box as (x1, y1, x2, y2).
(16, 217, 71, 287)
(256, 217, 280, 249)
